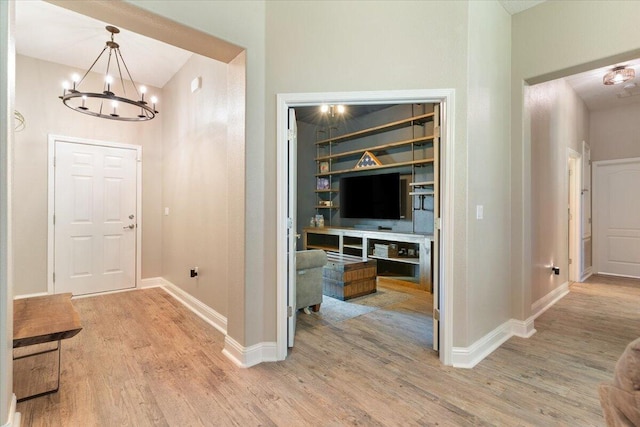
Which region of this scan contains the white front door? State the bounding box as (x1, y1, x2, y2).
(54, 140, 138, 295)
(593, 158, 640, 278)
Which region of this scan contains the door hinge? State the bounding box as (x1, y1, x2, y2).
(569, 258, 572, 265)
(287, 129, 296, 141)
(53, 214, 55, 225)
(287, 217, 293, 229)
(434, 217, 441, 230)
(433, 307, 440, 321)
(53, 272, 55, 282)
(287, 306, 293, 317)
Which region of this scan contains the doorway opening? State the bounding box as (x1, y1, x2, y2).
(276, 90, 456, 365)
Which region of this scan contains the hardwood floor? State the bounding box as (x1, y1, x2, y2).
(15, 275, 640, 426)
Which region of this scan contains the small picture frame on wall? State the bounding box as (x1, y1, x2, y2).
(319, 161, 330, 173)
(316, 177, 330, 190)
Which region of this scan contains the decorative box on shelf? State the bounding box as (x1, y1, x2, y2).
(373, 243, 398, 258)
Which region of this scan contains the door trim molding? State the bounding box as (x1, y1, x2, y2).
(275, 89, 455, 365)
(47, 134, 142, 295)
(567, 148, 581, 283)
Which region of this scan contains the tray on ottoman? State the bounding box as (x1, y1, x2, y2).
(322, 253, 377, 301)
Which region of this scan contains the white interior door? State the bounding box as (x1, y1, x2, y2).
(287, 108, 298, 347)
(593, 158, 640, 278)
(54, 140, 138, 295)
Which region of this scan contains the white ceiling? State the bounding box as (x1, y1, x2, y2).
(565, 60, 640, 111)
(15, 1, 192, 89)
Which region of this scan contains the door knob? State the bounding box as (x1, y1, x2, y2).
(123, 224, 135, 229)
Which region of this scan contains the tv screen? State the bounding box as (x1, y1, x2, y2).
(340, 173, 401, 219)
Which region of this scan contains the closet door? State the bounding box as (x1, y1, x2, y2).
(593, 158, 640, 278)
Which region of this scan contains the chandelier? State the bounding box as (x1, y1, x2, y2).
(59, 26, 158, 121)
(603, 66, 635, 86)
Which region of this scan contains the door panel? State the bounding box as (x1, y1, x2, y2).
(594, 159, 640, 278)
(54, 141, 138, 295)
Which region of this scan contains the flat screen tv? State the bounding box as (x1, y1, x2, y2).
(340, 172, 401, 219)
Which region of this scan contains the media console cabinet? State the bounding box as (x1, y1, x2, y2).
(303, 227, 433, 291)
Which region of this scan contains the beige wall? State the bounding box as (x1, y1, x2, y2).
(135, 0, 515, 349)
(127, 0, 264, 346)
(511, 0, 640, 320)
(13, 54, 163, 296)
(590, 103, 640, 162)
(161, 53, 230, 317)
(528, 79, 589, 305)
(266, 1, 471, 347)
(465, 0, 512, 343)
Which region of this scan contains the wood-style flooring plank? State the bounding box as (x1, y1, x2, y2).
(15, 275, 640, 426)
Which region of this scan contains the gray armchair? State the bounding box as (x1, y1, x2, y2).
(295, 250, 327, 312)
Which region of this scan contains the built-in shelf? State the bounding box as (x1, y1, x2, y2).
(315, 158, 434, 177)
(369, 255, 420, 266)
(314, 189, 339, 193)
(343, 244, 363, 250)
(315, 135, 435, 162)
(314, 205, 340, 209)
(302, 227, 433, 290)
(410, 181, 434, 187)
(306, 244, 339, 252)
(409, 191, 435, 196)
(315, 112, 435, 146)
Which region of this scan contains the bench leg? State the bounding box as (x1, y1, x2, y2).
(311, 304, 321, 312)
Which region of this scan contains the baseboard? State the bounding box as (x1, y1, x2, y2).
(452, 320, 513, 368)
(13, 291, 48, 300)
(140, 277, 163, 289)
(150, 277, 227, 335)
(141, 277, 282, 367)
(1, 394, 20, 427)
(222, 336, 278, 368)
(531, 281, 570, 319)
(580, 267, 593, 282)
(509, 317, 536, 338)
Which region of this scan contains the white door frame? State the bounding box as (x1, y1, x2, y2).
(567, 148, 582, 282)
(276, 89, 456, 365)
(47, 134, 142, 295)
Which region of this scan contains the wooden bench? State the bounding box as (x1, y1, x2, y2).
(322, 252, 377, 300)
(13, 293, 82, 402)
